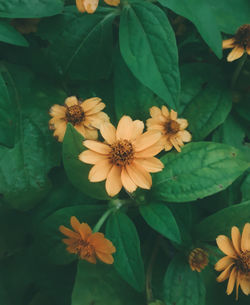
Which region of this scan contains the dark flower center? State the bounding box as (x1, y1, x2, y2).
(110, 140, 134, 166)
(237, 251, 250, 274)
(76, 239, 94, 258)
(164, 120, 180, 135)
(66, 104, 84, 125)
(234, 24, 250, 48)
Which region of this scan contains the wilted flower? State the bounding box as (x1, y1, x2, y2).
(59, 216, 116, 264)
(215, 223, 250, 299)
(49, 96, 109, 142)
(76, 0, 120, 14)
(146, 106, 191, 152)
(11, 18, 40, 34)
(79, 115, 164, 197)
(223, 24, 250, 62)
(188, 248, 209, 272)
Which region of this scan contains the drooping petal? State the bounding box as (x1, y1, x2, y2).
(241, 223, 250, 252)
(83, 140, 110, 154)
(149, 106, 161, 117)
(227, 46, 245, 62)
(100, 123, 117, 144)
(76, 0, 85, 12)
(135, 157, 164, 173)
(86, 112, 110, 129)
(79, 223, 92, 240)
(121, 167, 137, 193)
(70, 216, 81, 232)
(215, 256, 235, 271)
(231, 226, 241, 255)
(105, 165, 122, 197)
(53, 121, 67, 142)
(89, 232, 116, 253)
(126, 162, 152, 189)
(178, 130, 192, 142)
(216, 235, 237, 257)
(222, 38, 235, 49)
(79, 150, 108, 164)
(80, 97, 102, 112)
(65, 96, 78, 107)
(226, 267, 237, 295)
(103, 0, 120, 6)
(82, 254, 97, 264)
(116, 116, 133, 140)
(59, 225, 80, 239)
(88, 159, 112, 182)
(135, 143, 163, 158)
(216, 264, 234, 282)
(49, 104, 66, 118)
(133, 130, 161, 152)
(96, 252, 114, 264)
(239, 275, 250, 295)
(82, 127, 98, 140)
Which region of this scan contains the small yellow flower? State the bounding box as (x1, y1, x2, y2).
(146, 106, 191, 152)
(188, 248, 209, 272)
(49, 96, 109, 142)
(215, 223, 250, 299)
(223, 24, 250, 62)
(11, 18, 40, 34)
(59, 216, 116, 264)
(79, 115, 164, 197)
(76, 0, 120, 14)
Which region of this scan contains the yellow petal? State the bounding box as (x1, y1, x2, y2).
(149, 106, 161, 118)
(100, 123, 117, 144)
(240, 275, 250, 295)
(53, 121, 67, 142)
(79, 150, 108, 164)
(88, 159, 112, 182)
(130, 120, 144, 140)
(96, 252, 114, 264)
(170, 109, 177, 120)
(70, 216, 81, 232)
(135, 143, 163, 158)
(227, 267, 237, 295)
(79, 223, 92, 240)
(179, 130, 192, 142)
(241, 223, 250, 252)
(231, 226, 241, 255)
(216, 235, 237, 258)
(83, 0, 99, 13)
(65, 96, 78, 107)
(216, 264, 234, 282)
(164, 141, 173, 151)
(83, 127, 98, 140)
(89, 232, 116, 253)
(227, 46, 245, 62)
(76, 0, 85, 12)
(170, 137, 181, 152)
(84, 102, 105, 116)
(177, 118, 188, 129)
(134, 130, 161, 152)
(86, 112, 110, 129)
(222, 38, 235, 49)
(121, 167, 137, 193)
(81, 97, 102, 112)
(135, 157, 164, 173)
(126, 162, 152, 189)
(59, 225, 80, 239)
(116, 116, 133, 140)
(49, 104, 66, 118)
(83, 140, 110, 154)
(161, 105, 170, 117)
(105, 165, 122, 197)
(215, 256, 235, 271)
(82, 254, 97, 264)
(103, 0, 120, 6)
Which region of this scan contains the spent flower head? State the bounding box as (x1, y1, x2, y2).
(188, 248, 209, 272)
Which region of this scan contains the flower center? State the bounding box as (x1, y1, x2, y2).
(235, 24, 250, 48)
(189, 248, 208, 272)
(66, 104, 84, 125)
(110, 140, 134, 166)
(237, 251, 250, 274)
(76, 239, 94, 258)
(164, 120, 180, 135)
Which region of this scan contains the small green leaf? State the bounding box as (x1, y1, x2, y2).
(0, 20, 28, 47)
(195, 200, 250, 241)
(151, 142, 249, 202)
(120, 2, 180, 109)
(158, 0, 222, 58)
(106, 212, 145, 292)
(62, 123, 110, 200)
(163, 255, 205, 305)
(139, 203, 181, 244)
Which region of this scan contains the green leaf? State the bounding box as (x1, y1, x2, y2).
(62, 123, 110, 200)
(39, 7, 116, 80)
(119, 2, 180, 109)
(0, 20, 28, 47)
(72, 261, 144, 305)
(0, 0, 63, 18)
(151, 142, 250, 202)
(209, 0, 250, 34)
(34, 205, 106, 265)
(195, 200, 250, 241)
(241, 173, 250, 201)
(139, 203, 181, 244)
(106, 212, 145, 292)
(180, 63, 232, 140)
(163, 255, 205, 305)
(158, 0, 222, 58)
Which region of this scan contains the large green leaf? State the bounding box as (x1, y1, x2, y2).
(34, 205, 106, 265)
(0, 20, 28, 47)
(62, 123, 110, 200)
(139, 203, 181, 244)
(106, 212, 145, 292)
(163, 255, 205, 305)
(151, 142, 249, 202)
(195, 200, 250, 241)
(38, 7, 116, 80)
(180, 63, 232, 141)
(119, 2, 180, 109)
(158, 0, 222, 58)
(71, 261, 144, 305)
(0, 0, 63, 18)
(0, 64, 65, 210)
(241, 174, 250, 201)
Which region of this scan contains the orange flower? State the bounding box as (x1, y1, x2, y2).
(223, 24, 250, 62)
(49, 96, 109, 142)
(188, 248, 209, 272)
(79, 116, 164, 197)
(11, 18, 40, 34)
(59, 216, 116, 264)
(215, 223, 250, 299)
(146, 106, 191, 152)
(76, 0, 120, 14)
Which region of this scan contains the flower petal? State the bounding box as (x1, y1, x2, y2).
(49, 104, 66, 118)
(116, 116, 133, 140)
(216, 263, 234, 282)
(215, 256, 235, 271)
(134, 130, 161, 152)
(88, 159, 112, 182)
(103, 0, 120, 6)
(85, 102, 105, 115)
(170, 137, 181, 152)
(241, 223, 250, 252)
(222, 38, 235, 49)
(100, 123, 117, 144)
(81, 97, 102, 112)
(247, 46, 250, 56)
(178, 130, 192, 142)
(126, 162, 152, 189)
(65, 96, 78, 107)
(216, 235, 237, 258)
(240, 275, 250, 295)
(130, 120, 144, 140)
(177, 118, 188, 129)
(149, 106, 161, 118)
(231, 226, 241, 255)
(79, 223, 92, 240)
(59, 225, 80, 239)
(227, 46, 245, 62)
(135, 143, 163, 158)
(76, 0, 85, 12)
(83, 140, 110, 154)
(121, 167, 137, 193)
(105, 165, 122, 197)
(96, 252, 114, 264)
(170, 109, 177, 120)
(89, 232, 116, 253)
(226, 267, 237, 295)
(79, 150, 108, 164)
(70, 216, 81, 232)
(82, 254, 97, 264)
(52, 121, 67, 142)
(161, 105, 170, 118)
(135, 157, 164, 173)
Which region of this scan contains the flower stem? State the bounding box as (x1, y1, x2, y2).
(231, 52, 247, 88)
(92, 208, 116, 233)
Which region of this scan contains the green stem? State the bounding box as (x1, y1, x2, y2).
(231, 52, 247, 88)
(92, 208, 116, 233)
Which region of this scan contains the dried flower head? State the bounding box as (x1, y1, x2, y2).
(79, 115, 164, 197)
(49, 96, 109, 142)
(189, 248, 209, 272)
(11, 18, 40, 34)
(223, 24, 250, 62)
(76, 0, 120, 14)
(146, 106, 191, 152)
(215, 223, 250, 299)
(59, 216, 116, 264)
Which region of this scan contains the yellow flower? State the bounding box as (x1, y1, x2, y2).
(49, 96, 109, 142)
(188, 248, 209, 272)
(215, 223, 250, 299)
(79, 115, 164, 197)
(223, 24, 250, 62)
(146, 106, 191, 152)
(76, 0, 120, 14)
(11, 18, 40, 34)
(59, 216, 116, 264)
